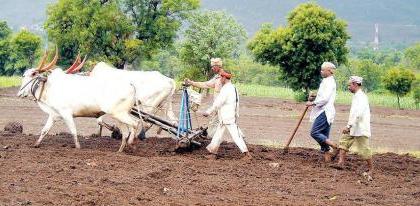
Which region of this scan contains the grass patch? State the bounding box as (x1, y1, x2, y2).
(335, 90, 416, 109)
(236, 83, 295, 99)
(408, 151, 420, 158)
(0, 76, 21, 88)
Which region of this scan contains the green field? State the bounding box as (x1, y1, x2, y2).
(0, 76, 21, 88)
(409, 151, 420, 158)
(236, 83, 418, 110)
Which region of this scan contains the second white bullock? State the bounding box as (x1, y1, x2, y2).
(89, 62, 178, 139)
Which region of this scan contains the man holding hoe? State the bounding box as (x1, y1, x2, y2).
(306, 62, 339, 162)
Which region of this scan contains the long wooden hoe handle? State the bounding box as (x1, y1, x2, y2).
(283, 105, 309, 151)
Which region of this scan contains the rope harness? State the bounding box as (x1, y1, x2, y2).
(19, 75, 47, 101)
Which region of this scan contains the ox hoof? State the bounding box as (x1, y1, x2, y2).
(137, 129, 146, 141)
(111, 128, 122, 139)
(33, 143, 40, 148)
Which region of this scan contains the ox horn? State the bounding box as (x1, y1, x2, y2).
(71, 55, 87, 73)
(36, 51, 48, 71)
(65, 53, 81, 74)
(40, 46, 59, 72)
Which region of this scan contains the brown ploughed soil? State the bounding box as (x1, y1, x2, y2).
(1, 86, 419, 205)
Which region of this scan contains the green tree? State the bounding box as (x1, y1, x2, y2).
(5, 29, 41, 75)
(45, 0, 135, 68)
(0, 21, 12, 75)
(248, 3, 350, 94)
(179, 10, 247, 80)
(121, 0, 199, 60)
(404, 42, 420, 71)
(45, 0, 198, 68)
(383, 68, 416, 109)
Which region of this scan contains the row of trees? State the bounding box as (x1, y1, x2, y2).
(0, 1, 418, 108)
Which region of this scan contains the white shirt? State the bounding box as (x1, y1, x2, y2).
(310, 76, 336, 124)
(348, 89, 371, 137)
(206, 82, 239, 124)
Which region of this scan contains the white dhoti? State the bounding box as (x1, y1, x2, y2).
(207, 112, 219, 138)
(206, 123, 248, 154)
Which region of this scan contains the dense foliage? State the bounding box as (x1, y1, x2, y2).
(404, 43, 420, 71)
(0, 21, 41, 75)
(0, 21, 12, 75)
(45, 0, 198, 68)
(248, 3, 350, 94)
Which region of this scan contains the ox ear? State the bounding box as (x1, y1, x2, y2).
(65, 53, 81, 74)
(40, 45, 59, 72)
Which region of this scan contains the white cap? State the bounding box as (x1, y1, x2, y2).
(210, 58, 222, 67)
(349, 76, 363, 85)
(321, 62, 336, 69)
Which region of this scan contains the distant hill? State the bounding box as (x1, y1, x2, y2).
(0, 0, 55, 34)
(1, 0, 419, 49)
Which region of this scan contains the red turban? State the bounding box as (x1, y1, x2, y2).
(219, 70, 232, 79)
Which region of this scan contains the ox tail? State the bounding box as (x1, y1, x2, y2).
(166, 79, 178, 123)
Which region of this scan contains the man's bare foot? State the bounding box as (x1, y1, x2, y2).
(331, 148, 339, 161)
(324, 152, 332, 162)
(241, 152, 253, 161)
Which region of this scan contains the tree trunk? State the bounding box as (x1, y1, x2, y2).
(397, 95, 401, 109)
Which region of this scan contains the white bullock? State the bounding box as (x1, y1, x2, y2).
(89, 62, 178, 139)
(17, 51, 138, 152)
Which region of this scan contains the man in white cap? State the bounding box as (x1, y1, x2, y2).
(202, 70, 252, 160)
(333, 76, 373, 180)
(306, 62, 339, 162)
(185, 58, 225, 138)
